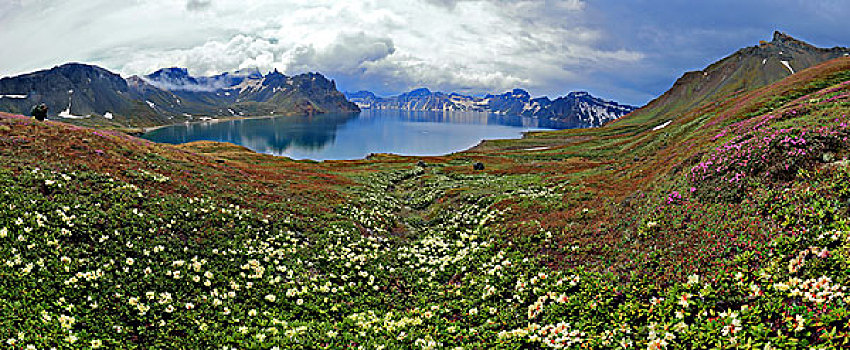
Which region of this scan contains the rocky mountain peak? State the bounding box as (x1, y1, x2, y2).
(0, 63, 358, 123)
(767, 31, 817, 50)
(267, 69, 286, 78)
(510, 89, 530, 98)
(147, 67, 192, 80)
(144, 68, 208, 91)
(408, 88, 433, 96)
(55, 62, 114, 74)
(772, 31, 793, 43)
(628, 31, 850, 130)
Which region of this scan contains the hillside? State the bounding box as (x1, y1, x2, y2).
(2, 56, 850, 349)
(345, 88, 637, 128)
(0, 64, 359, 130)
(0, 63, 163, 125)
(618, 31, 850, 128)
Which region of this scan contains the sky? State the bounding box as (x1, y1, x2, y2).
(0, 0, 849, 106)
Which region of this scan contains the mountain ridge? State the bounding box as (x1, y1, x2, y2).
(345, 88, 637, 128)
(618, 30, 850, 127)
(0, 63, 359, 128)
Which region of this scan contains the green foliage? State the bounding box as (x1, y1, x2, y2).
(744, 70, 850, 119)
(3, 61, 850, 349)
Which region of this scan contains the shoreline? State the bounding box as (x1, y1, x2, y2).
(132, 111, 572, 162)
(135, 113, 351, 135)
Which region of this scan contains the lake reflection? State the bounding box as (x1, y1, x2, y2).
(142, 109, 570, 160)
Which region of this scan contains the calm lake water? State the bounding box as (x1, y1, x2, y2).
(142, 109, 569, 161)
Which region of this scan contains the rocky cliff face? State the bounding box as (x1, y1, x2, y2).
(346, 88, 636, 127)
(0, 64, 359, 127)
(542, 92, 638, 127)
(138, 68, 359, 118)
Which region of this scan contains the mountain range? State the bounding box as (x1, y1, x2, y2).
(1, 31, 845, 132)
(346, 32, 850, 129)
(345, 88, 638, 128)
(0, 64, 359, 128)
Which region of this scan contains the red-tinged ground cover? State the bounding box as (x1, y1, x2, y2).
(0, 58, 849, 349)
(0, 112, 355, 222)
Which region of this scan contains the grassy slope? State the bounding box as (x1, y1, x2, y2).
(0, 58, 849, 348)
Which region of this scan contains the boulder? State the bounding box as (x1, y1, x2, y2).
(31, 104, 48, 121)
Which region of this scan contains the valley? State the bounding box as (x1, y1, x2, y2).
(1, 31, 850, 349)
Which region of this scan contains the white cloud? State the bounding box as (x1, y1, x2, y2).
(185, 0, 212, 11)
(0, 0, 644, 98)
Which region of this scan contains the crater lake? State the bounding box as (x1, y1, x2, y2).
(141, 109, 569, 161)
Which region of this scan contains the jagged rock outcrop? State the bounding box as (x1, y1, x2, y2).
(137, 68, 359, 118)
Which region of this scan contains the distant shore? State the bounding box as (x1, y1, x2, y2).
(133, 113, 345, 135)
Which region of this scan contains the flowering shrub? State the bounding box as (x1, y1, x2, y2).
(1, 160, 849, 349)
(2, 66, 850, 348)
(690, 113, 849, 201)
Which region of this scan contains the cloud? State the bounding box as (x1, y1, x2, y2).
(426, 0, 585, 11)
(186, 0, 212, 11)
(86, 0, 641, 98)
(0, 1, 22, 21)
(119, 31, 397, 79)
(0, 0, 642, 101)
(122, 34, 280, 77)
(284, 32, 397, 74)
(1, 0, 848, 105)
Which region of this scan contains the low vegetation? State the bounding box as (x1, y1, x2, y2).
(2, 58, 850, 349)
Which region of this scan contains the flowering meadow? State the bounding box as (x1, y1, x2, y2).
(2, 60, 850, 349)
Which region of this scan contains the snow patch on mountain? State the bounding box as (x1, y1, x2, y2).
(346, 89, 636, 127)
(652, 120, 672, 131)
(781, 60, 795, 74)
(524, 146, 552, 151)
(58, 104, 88, 119)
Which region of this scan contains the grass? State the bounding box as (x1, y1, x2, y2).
(0, 58, 850, 349)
